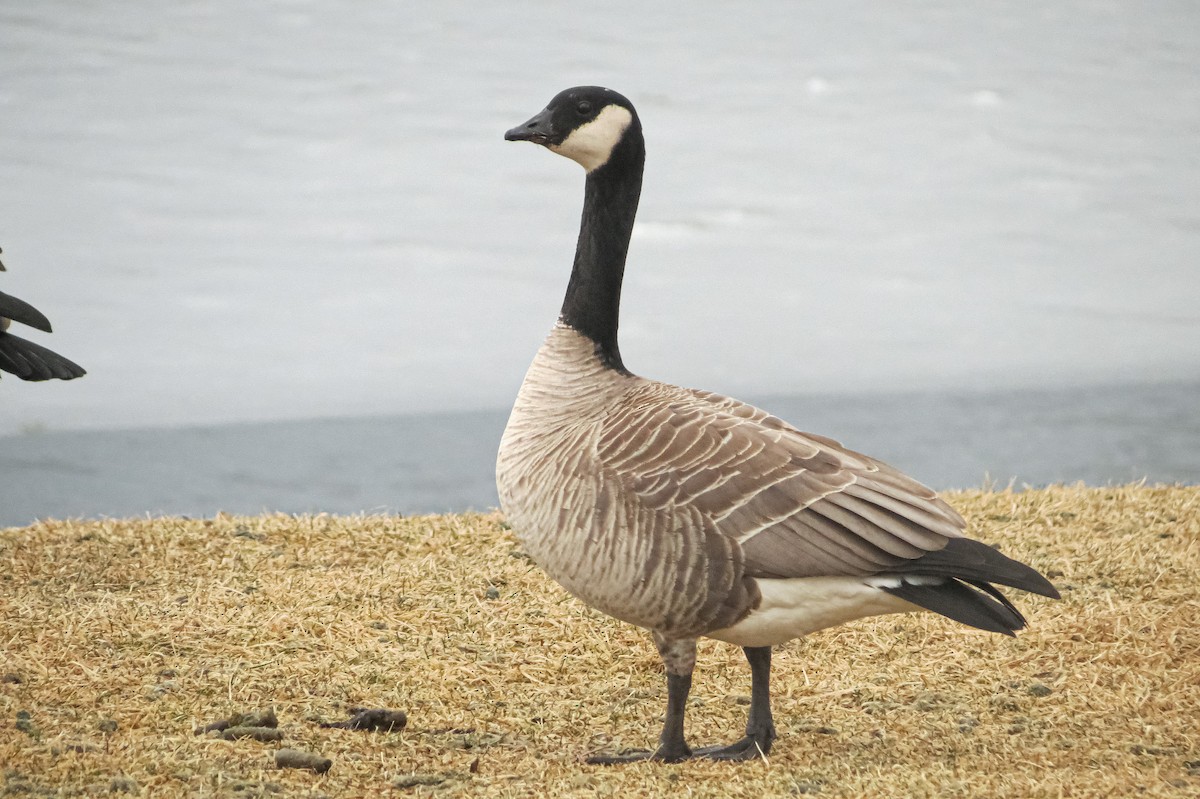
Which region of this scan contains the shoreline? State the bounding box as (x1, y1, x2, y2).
(3, 379, 1198, 530)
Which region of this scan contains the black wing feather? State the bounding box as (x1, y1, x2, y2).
(892, 537, 1060, 598)
(0, 289, 53, 332)
(0, 332, 86, 381)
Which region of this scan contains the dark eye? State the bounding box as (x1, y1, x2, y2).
(576, 101, 592, 115)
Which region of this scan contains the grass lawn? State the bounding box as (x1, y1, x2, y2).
(2, 484, 1197, 797)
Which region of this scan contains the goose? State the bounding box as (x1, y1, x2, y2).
(496, 86, 1058, 763)
(0, 247, 86, 380)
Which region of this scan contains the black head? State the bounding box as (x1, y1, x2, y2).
(505, 86, 640, 172)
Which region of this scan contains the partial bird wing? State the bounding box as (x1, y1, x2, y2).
(595, 382, 965, 580)
(0, 330, 87, 381)
(0, 289, 53, 333)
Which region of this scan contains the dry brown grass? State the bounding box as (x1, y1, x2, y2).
(2, 484, 1198, 798)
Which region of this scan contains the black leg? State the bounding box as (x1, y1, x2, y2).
(694, 645, 776, 761)
(587, 636, 697, 764)
(656, 671, 694, 760)
(586, 669, 695, 764)
(743, 645, 776, 749)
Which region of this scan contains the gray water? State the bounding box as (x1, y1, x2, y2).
(2, 1, 1198, 436)
(2, 379, 1196, 529)
(1, 3, 1198, 524)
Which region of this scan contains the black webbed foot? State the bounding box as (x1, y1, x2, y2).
(692, 732, 773, 761)
(586, 741, 693, 764)
(588, 642, 778, 765)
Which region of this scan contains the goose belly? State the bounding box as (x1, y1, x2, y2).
(496, 328, 678, 630)
(498, 431, 746, 636)
(496, 325, 756, 637)
(498, 452, 671, 632)
(706, 576, 922, 648)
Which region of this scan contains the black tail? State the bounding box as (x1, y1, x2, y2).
(0, 331, 87, 381)
(880, 538, 1060, 635)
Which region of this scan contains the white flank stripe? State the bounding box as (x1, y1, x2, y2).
(706, 576, 927, 648)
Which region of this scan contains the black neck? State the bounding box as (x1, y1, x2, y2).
(559, 122, 644, 372)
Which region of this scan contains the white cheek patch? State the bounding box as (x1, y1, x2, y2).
(549, 105, 633, 172)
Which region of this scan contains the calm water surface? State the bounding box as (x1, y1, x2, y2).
(1, 1, 1197, 435)
(1, 3, 1198, 523)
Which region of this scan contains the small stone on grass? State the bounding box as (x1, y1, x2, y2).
(393, 772, 465, 789)
(220, 726, 284, 742)
(196, 707, 278, 735)
(319, 707, 407, 732)
(274, 748, 332, 774)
